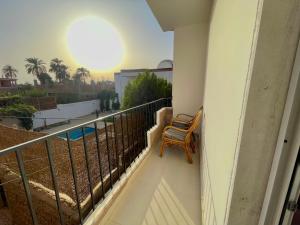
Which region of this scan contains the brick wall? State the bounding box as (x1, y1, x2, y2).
(0, 164, 78, 225)
(0, 114, 140, 225)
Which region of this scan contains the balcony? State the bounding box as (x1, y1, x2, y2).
(0, 98, 201, 225)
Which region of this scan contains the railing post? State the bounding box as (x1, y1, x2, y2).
(81, 127, 95, 210)
(45, 139, 64, 225)
(66, 133, 83, 224)
(146, 104, 150, 130)
(94, 122, 105, 199)
(144, 106, 148, 147)
(149, 103, 153, 127)
(113, 116, 120, 180)
(125, 112, 132, 164)
(134, 109, 140, 156)
(120, 113, 126, 172)
(130, 111, 136, 160)
(104, 121, 113, 189)
(139, 108, 145, 150)
(154, 102, 157, 124)
(15, 150, 38, 225)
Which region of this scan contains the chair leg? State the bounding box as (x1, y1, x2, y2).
(184, 143, 193, 164)
(190, 141, 195, 153)
(160, 140, 166, 157)
(191, 133, 196, 153)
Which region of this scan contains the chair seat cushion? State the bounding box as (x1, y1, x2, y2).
(164, 128, 187, 141)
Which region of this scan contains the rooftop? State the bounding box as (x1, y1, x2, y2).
(114, 68, 173, 76)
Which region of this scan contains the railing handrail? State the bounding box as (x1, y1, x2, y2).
(0, 98, 170, 156)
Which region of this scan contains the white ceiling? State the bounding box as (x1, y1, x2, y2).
(146, 0, 213, 31)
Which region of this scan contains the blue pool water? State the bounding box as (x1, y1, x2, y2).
(57, 127, 95, 141)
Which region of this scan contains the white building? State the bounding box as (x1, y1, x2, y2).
(114, 60, 173, 103)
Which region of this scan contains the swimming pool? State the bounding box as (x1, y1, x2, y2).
(57, 127, 95, 141)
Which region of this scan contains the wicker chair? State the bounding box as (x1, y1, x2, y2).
(160, 108, 203, 163)
(170, 108, 202, 152)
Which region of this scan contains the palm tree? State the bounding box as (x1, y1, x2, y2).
(59, 64, 70, 81)
(73, 67, 90, 83)
(2, 65, 18, 78)
(25, 58, 46, 83)
(49, 58, 69, 83)
(38, 73, 54, 87)
(49, 58, 62, 77)
(73, 67, 90, 94)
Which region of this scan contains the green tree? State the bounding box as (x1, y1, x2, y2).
(2, 65, 18, 78)
(60, 64, 70, 81)
(97, 89, 114, 112)
(73, 67, 90, 94)
(49, 58, 69, 83)
(112, 93, 120, 110)
(122, 71, 172, 109)
(0, 104, 37, 130)
(38, 73, 54, 87)
(25, 58, 47, 84)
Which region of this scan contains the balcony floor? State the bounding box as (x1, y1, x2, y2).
(100, 141, 201, 225)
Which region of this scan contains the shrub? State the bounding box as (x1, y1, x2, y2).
(0, 95, 22, 107)
(24, 88, 47, 97)
(112, 99, 120, 110)
(0, 104, 37, 130)
(55, 93, 97, 104)
(55, 93, 80, 104)
(18, 83, 34, 92)
(97, 90, 115, 112)
(122, 71, 172, 109)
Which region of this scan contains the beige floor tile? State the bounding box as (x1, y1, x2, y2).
(100, 142, 201, 225)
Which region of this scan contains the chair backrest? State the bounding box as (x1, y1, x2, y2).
(188, 107, 203, 133)
(185, 106, 203, 125)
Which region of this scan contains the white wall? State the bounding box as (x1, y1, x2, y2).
(201, 0, 261, 224)
(201, 0, 300, 224)
(114, 73, 133, 104)
(172, 23, 208, 116)
(227, 0, 300, 224)
(33, 100, 100, 129)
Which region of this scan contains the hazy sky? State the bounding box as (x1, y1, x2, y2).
(0, 0, 173, 83)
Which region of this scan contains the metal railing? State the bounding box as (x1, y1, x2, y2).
(0, 98, 171, 225)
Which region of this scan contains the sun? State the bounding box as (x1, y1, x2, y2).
(66, 16, 125, 71)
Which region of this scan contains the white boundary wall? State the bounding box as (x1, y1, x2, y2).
(33, 100, 100, 129)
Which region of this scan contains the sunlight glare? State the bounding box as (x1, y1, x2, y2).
(66, 16, 124, 71)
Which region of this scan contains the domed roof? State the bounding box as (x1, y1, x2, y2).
(157, 60, 173, 69)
